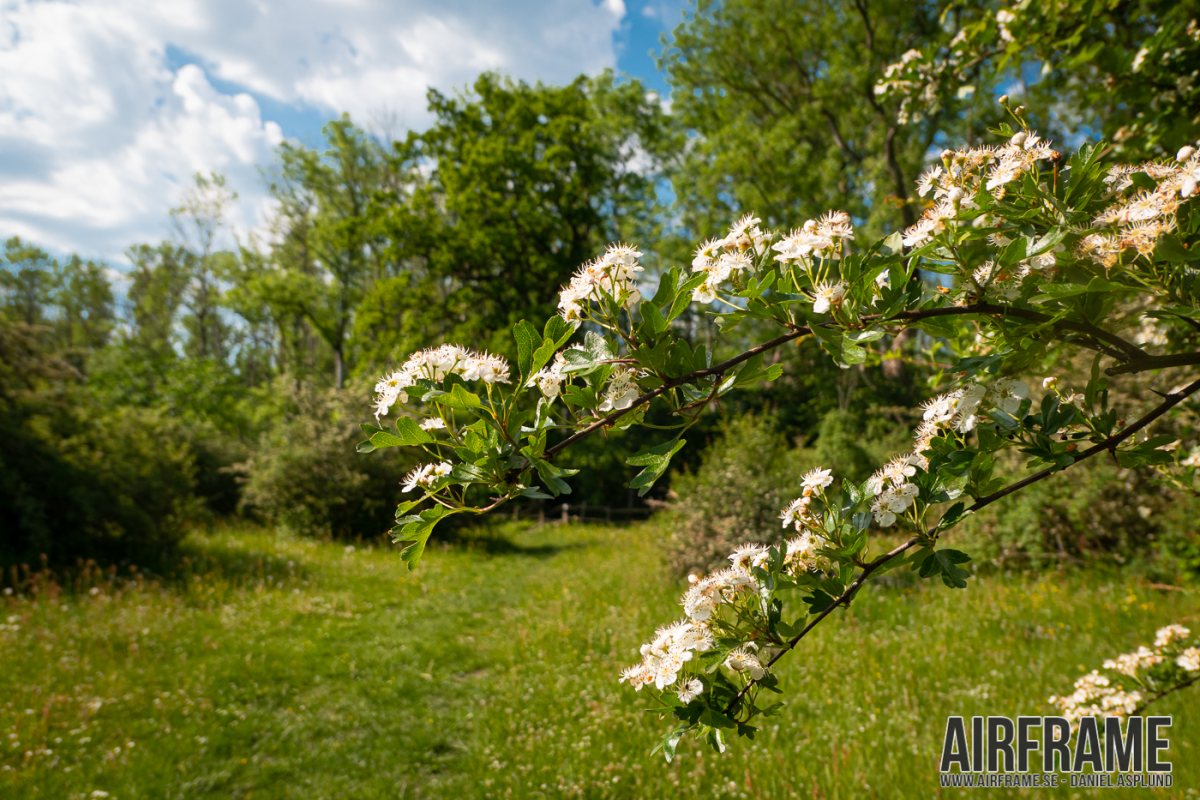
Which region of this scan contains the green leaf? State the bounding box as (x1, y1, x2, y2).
(627, 438, 687, 497)
(360, 419, 433, 449)
(918, 549, 972, 589)
(436, 384, 483, 410)
(513, 319, 541, 377)
(390, 506, 452, 570)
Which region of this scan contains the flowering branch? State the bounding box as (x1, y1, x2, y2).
(722, 375, 1200, 717)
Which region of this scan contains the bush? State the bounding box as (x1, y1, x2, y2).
(666, 414, 807, 576)
(955, 458, 1200, 580)
(1, 406, 198, 567)
(238, 385, 414, 539)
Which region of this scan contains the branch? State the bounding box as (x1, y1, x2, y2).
(724, 375, 1200, 716)
(545, 301, 1158, 460)
(1133, 674, 1200, 716)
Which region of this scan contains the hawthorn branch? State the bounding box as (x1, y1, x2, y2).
(545, 301, 1164, 460)
(723, 375, 1200, 717)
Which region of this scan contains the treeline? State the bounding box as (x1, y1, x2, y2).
(3, 0, 1196, 569)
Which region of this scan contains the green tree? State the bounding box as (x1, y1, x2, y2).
(355, 71, 678, 368)
(1, 237, 57, 327)
(662, 0, 968, 237)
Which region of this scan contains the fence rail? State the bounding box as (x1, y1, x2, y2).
(509, 502, 659, 525)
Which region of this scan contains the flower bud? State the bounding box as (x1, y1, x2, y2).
(1178, 145, 1196, 162)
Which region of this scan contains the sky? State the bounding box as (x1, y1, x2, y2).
(0, 0, 685, 264)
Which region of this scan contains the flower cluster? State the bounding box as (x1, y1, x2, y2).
(771, 210, 854, 265)
(373, 345, 511, 419)
(1080, 146, 1200, 267)
(528, 352, 570, 399)
(619, 620, 714, 692)
(1049, 624, 1200, 726)
(401, 461, 452, 493)
(622, 469, 839, 703)
(864, 379, 1028, 527)
(904, 132, 1056, 249)
(558, 243, 644, 322)
(690, 214, 771, 303)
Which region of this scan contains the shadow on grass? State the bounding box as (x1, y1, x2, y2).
(434, 527, 587, 559)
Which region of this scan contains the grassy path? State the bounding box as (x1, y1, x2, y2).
(1, 522, 1197, 798)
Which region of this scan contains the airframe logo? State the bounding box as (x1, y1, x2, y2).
(938, 716, 1173, 789)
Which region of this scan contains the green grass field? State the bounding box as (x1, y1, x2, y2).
(2, 521, 1197, 799)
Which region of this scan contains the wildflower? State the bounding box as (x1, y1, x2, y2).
(1177, 648, 1200, 672)
(419, 417, 446, 431)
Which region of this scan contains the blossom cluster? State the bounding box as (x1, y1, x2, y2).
(1049, 624, 1200, 726)
(621, 470, 839, 703)
(401, 461, 452, 493)
(690, 213, 770, 304)
(558, 243, 644, 322)
(373, 344, 511, 419)
(905, 131, 1057, 249)
(865, 378, 1029, 527)
(1080, 145, 1200, 268)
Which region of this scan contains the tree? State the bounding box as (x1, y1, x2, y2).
(0, 237, 57, 327)
(53, 255, 115, 354)
(356, 71, 678, 368)
(661, 0, 976, 238)
(266, 118, 392, 388)
(171, 172, 238, 362)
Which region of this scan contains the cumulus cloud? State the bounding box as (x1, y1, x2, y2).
(0, 0, 626, 260)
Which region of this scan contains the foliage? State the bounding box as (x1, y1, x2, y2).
(239, 384, 414, 540)
(661, 0, 986, 236)
(667, 414, 806, 575)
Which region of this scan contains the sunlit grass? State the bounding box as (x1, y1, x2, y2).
(1, 522, 1197, 798)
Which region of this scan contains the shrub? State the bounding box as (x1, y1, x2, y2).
(955, 458, 1199, 580)
(666, 414, 807, 575)
(1, 406, 198, 567)
(238, 385, 414, 539)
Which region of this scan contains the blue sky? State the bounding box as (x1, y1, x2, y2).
(0, 0, 684, 262)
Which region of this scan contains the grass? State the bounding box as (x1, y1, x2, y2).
(1, 521, 1198, 799)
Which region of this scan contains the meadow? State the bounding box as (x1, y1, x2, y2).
(1, 521, 1197, 799)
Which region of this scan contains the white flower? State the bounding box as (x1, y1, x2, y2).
(724, 647, 766, 680)
(599, 366, 639, 412)
(812, 281, 846, 314)
(802, 467, 833, 493)
(401, 461, 452, 493)
(780, 496, 812, 530)
(1178, 145, 1196, 163)
(529, 352, 570, 400)
(1155, 624, 1191, 648)
(677, 678, 704, 703)
(1103, 646, 1162, 676)
(729, 543, 769, 573)
(1177, 648, 1200, 672)
(420, 417, 446, 431)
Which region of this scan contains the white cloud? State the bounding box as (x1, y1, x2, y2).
(0, 0, 626, 261)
